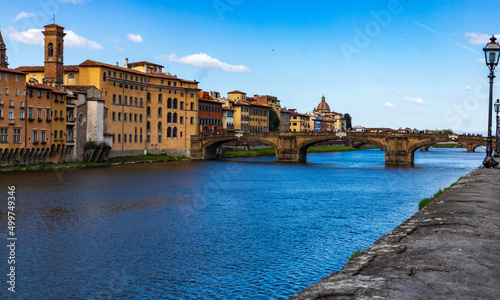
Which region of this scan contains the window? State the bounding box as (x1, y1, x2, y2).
(118, 95, 122, 105)
(140, 114, 143, 123)
(124, 113, 127, 122)
(13, 128, 21, 143)
(37, 108, 42, 119)
(15, 88, 19, 96)
(158, 122, 162, 132)
(173, 98, 178, 109)
(60, 130, 63, 139)
(124, 96, 128, 106)
(20, 110, 25, 119)
(173, 127, 177, 138)
(46, 108, 51, 120)
(37, 91, 41, 98)
(0, 128, 7, 143)
(5, 87, 9, 95)
(167, 127, 171, 137)
(140, 98, 143, 107)
(190, 102, 194, 110)
(9, 100, 13, 107)
(190, 117, 194, 125)
(28, 107, 33, 119)
(167, 112, 172, 123)
(118, 134, 121, 143)
(118, 112, 121, 121)
(158, 107, 162, 118)
(9, 110, 14, 120)
(180, 116, 184, 124)
(167, 98, 172, 108)
(69, 73, 75, 79)
(41, 130, 46, 142)
(173, 113, 177, 123)
(33, 130, 38, 143)
(124, 134, 127, 143)
(158, 93, 163, 104)
(135, 97, 138, 106)
(0, 108, 3, 118)
(113, 94, 116, 104)
(147, 106, 151, 118)
(158, 135, 162, 143)
(147, 121, 151, 133)
(134, 114, 137, 122)
(180, 102, 184, 110)
(46, 91, 50, 99)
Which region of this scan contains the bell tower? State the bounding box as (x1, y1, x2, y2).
(0, 30, 8, 68)
(42, 24, 66, 88)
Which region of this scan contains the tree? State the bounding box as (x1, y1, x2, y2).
(269, 109, 280, 131)
(344, 113, 352, 130)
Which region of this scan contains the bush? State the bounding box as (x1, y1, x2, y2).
(84, 141, 98, 149)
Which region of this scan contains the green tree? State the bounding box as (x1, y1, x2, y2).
(269, 109, 280, 131)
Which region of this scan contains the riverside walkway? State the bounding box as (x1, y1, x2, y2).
(289, 167, 500, 300)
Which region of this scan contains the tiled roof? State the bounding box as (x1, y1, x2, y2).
(0, 67, 27, 75)
(228, 90, 246, 94)
(79, 59, 198, 83)
(64, 85, 96, 92)
(15, 65, 79, 72)
(28, 84, 67, 94)
(127, 61, 164, 68)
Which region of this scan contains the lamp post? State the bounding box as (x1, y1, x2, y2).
(494, 99, 500, 157)
(482, 36, 500, 168)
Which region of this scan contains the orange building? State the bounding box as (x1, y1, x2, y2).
(198, 91, 222, 135)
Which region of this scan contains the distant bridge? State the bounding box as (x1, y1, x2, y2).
(190, 132, 494, 165)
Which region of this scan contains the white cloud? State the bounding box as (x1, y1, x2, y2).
(65, 30, 103, 49)
(4, 26, 43, 45)
(13, 12, 35, 22)
(465, 85, 472, 91)
(383, 102, 395, 108)
(116, 46, 126, 52)
(4, 26, 102, 49)
(127, 33, 143, 43)
(465, 32, 500, 45)
(403, 96, 425, 104)
(160, 53, 252, 73)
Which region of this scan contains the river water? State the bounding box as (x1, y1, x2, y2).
(0, 148, 484, 299)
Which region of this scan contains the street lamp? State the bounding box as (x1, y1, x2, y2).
(482, 36, 500, 167)
(494, 99, 500, 157)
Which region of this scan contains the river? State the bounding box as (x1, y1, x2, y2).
(0, 148, 484, 299)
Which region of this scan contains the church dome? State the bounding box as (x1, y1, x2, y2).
(316, 95, 330, 113)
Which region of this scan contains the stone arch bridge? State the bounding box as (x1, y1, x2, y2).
(190, 132, 492, 165)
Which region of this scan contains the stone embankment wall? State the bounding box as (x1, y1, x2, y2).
(289, 167, 500, 300)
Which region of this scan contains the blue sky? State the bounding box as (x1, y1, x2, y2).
(1, 0, 500, 133)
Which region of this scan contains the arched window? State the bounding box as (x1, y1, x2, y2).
(173, 98, 178, 109)
(158, 93, 163, 104)
(158, 122, 162, 132)
(147, 106, 151, 118)
(167, 112, 172, 123)
(167, 127, 172, 137)
(69, 73, 75, 79)
(47, 43, 54, 59)
(147, 93, 151, 104)
(158, 107, 162, 118)
(173, 127, 178, 138)
(173, 113, 177, 123)
(57, 43, 62, 57)
(167, 98, 172, 109)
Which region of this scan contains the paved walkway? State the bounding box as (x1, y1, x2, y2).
(289, 167, 500, 300)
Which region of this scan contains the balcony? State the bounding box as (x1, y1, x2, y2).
(8, 119, 15, 125)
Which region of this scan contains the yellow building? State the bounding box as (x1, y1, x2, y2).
(248, 103, 269, 133)
(0, 68, 27, 150)
(232, 101, 249, 132)
(17, 24, 200, 157)
(289, 109, 310, 132)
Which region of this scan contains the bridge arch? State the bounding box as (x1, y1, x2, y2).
(294, 137, 386, 162)
(195, 134, 278, 159)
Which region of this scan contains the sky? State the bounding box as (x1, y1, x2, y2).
(1, 0, 500, 133)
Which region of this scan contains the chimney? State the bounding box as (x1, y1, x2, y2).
(125, 58, 128, 68)
(116, 62, 119, 66)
